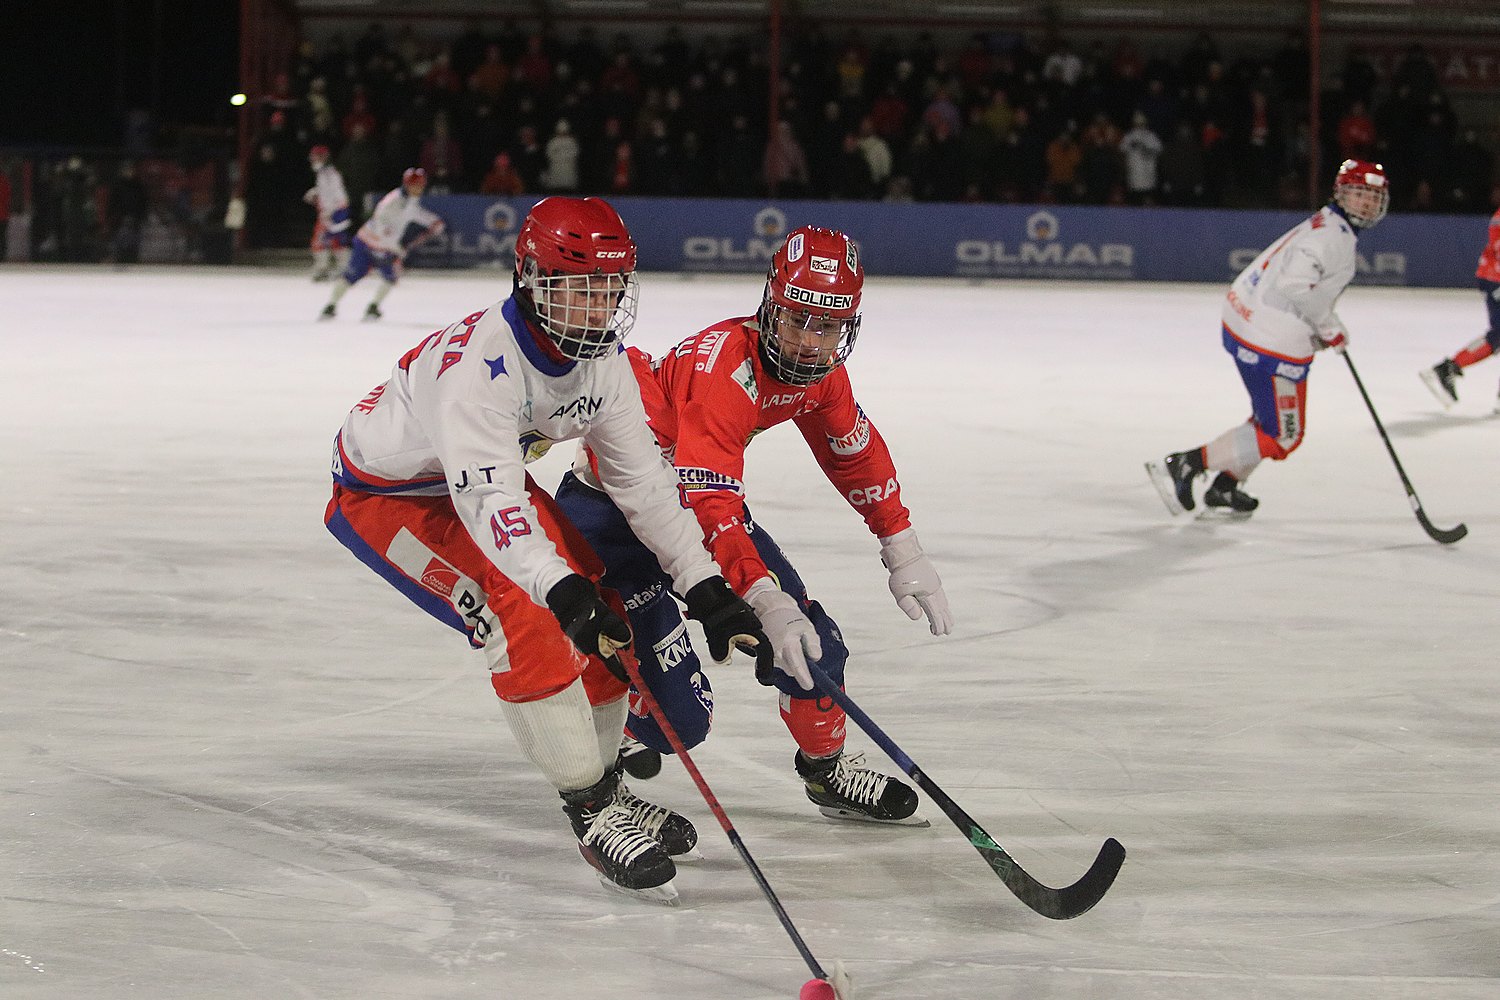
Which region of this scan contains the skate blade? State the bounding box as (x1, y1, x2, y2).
(1418, 369, 1457, 409)
(815, 804, 931, 827)
(1196, 507, 1253, 522)
(1144, 461, 1186, 516)
(595, 873, 680, 905)
(671, 844, 705, 863)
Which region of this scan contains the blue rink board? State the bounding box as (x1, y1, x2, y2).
(407, 195, 1488, 289)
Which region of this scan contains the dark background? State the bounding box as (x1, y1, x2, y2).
(0, 1, 238, 147)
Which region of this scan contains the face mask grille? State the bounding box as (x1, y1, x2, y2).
(1336, 183, 1389, 228)
(527, 269, 639, 360)
(757, 294, 860, 386)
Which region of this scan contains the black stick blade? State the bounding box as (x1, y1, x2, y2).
(970, 827, 1126, 920)
(1416, 509, 1467, 545)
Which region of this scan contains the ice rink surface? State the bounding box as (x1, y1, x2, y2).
(2, 265, 1497, 1000)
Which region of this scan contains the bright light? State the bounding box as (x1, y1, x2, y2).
(230, 93, 247, 107)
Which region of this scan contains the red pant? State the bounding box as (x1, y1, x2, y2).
(325, 476, 633, 706)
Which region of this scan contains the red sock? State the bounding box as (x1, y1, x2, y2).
(1454, 338, 1494, 369)
(780, 693, 847, 758)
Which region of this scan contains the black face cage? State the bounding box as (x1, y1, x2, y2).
(519, 257, 640, 361)
(756, 292, 861, 387)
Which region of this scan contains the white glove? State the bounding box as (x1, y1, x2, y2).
(879, 528, 953, 636)
(744, 579, 819, 691)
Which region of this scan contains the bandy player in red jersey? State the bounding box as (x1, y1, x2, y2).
(556, 225, 953, 825)
(324, 197, 779, 903)
(1420, 204, 1500, 412)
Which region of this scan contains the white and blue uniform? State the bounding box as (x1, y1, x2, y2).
(306, 163, 351, 247)
(1211, 204, 1359, 470)
(331, 296, 719, 611)
(343, 186, 444, 284)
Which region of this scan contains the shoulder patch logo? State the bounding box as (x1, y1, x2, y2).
(733, 359, 759, 403)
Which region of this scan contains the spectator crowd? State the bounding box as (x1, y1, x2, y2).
(4, 18, 1496, 260)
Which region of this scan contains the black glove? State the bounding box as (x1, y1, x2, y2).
(546, 574, 632, 677)
(683, 577, 775, 685)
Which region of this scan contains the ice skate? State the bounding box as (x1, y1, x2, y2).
(1145, 449, 1203, 515)
(561, 772, 679, 904)
(318, 304, 336, 321)
(618, 734, 662, 780)
(795, 750, 928, 826)
(1419, 359, 1460, 408)
(613, 766, 700, 861)
(1201, 472, 1258, 518)
(363, 303, 383, 322)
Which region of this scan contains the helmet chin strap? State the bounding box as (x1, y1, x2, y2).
(512, 272, 572, 365)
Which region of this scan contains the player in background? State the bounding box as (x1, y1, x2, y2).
(555, 225, 953, 825)
(1146, 160, 1390, 516)
(304, 145, 351, 281)
(320, 167, 445, 322)
(1419, 204, 1500, 412)
(324, 196, 785, 903)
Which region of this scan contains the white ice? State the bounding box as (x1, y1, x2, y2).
(2, 266, 1497, 1000)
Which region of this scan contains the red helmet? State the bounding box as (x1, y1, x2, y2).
(514, 196, 639, 360)
(402, 166, 427, 193)
(309, 145, 331, 165)
(1333, 159, 1389, 228)
(756, 225, 863, 385)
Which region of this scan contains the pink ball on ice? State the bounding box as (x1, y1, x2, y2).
(799, 978, 838, 1000)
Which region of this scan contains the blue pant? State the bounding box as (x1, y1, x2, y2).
(554, 471, 847, 753)
(343, 236, 399, 285)
(1479, 278, 1500, 344)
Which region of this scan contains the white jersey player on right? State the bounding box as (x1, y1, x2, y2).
(1147, 159, 1390, 516)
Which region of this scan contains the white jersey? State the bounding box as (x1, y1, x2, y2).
(1221, 205, 1357, 360)
(307, 164, 350, 230)
(333, 296, 719, 608)
(355, 187, 443, 254)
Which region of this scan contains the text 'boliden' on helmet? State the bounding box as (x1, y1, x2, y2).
(514, 196, 639, 361)
(1333, 159, 1389, 229)
(756, 225, 863, 386)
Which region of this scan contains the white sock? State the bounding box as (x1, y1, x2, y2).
(499, 679, 606, 792)
(592, 695, 629, 770)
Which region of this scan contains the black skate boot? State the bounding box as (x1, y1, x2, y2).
(561, 771, 678, 903)
(795, 750, 927, 826)
(1202, 472, 1259, 515)
(1145, 448, 1204, 515)
(318, 303, 336, 321)
(1419, 358, 1461, 408)
(612, 762, 699, 859)
(363, 303, 383, 322)
(618, 734, 662, 780)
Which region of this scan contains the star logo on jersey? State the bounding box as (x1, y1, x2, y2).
(485, 355, 507, 379)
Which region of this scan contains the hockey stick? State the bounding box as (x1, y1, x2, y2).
(609, 656, 849, 1000)
(807, 662, 1124, 920)
(1341, 351, 1467, 544)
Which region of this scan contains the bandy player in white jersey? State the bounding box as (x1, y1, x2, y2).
(1146, 159, 1390, 516)
(319, 167, 445, 322)
(304, 145, 351, 281)
(324, 196, 789, 902)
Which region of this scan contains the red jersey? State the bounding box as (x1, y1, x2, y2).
(627, 318, 912, 594)
(1477, 207, 1500, 284)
